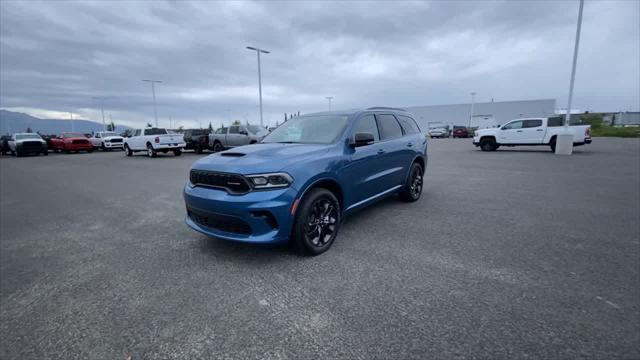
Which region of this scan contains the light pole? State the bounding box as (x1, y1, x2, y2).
(142, 79, 162, 127)
(556, 0, 584, 155)
(93, 97, 106, 131)
(246, 46, 270, 127)
(469, 92, 476, 128)
(69, 111, 74, 132)
(325, 96, 333, 111)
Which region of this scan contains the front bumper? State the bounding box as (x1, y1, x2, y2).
(183, 183, 298, 244)
(103, 142, 124, 148)
(66, 143, 93, 151)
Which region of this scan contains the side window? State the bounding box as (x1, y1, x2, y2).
(134, 129, 141, 137)
(396, 115, 420, 134)
(229, 126, 240, 134)
(352, 115, 380, 142)
(503, 120, 524, 130)
(547, 117, 563, 127)
(523, 119, 543, 128)
(95, 133, 100, 138)
(376, 114, 403, 140)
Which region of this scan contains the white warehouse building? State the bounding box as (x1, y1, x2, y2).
(405, 98, 557, 131)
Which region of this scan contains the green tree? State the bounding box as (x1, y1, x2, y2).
(106, 121, 116, 131)
(232, 120, 241, 125)
(208, 122, 213, 131)
(177, 125, 184, 133)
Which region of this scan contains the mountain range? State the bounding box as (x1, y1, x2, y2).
(0, 109, 130, 135)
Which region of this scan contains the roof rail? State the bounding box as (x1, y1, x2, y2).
(366, 106, 407, 111)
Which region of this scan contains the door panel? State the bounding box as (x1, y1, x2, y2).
(498, 120, 526, 144)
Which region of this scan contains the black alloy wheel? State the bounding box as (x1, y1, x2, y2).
(400, 162, 423, 202)
(293, 188, 341, 256)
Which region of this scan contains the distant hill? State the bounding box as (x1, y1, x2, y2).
(0, 109, 130, 135)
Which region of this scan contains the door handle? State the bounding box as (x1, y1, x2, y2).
(516, 130, 523, 132)
(536, 129, 543, 131)
(406, 142, 413, 147)
(377, 149, 386, 155)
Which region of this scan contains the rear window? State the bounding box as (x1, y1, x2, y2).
(144, 128, 167, 135)
(376, 114, 403, 140)
(396, 115, 421, 134)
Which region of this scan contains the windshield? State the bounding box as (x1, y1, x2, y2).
(246, 125, 268, 136)
(101, 132, 118, 137)
(15, 134, 42, 140)
(63, 133, 86, 138)
(261, 115, 350, 144)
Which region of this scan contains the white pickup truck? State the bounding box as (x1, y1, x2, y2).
(89, 131, 124, 151)
(473, 117, 591, 152)
(124, 127, 186, 157)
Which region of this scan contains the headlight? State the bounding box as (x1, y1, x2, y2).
(246, 172, 293, 189)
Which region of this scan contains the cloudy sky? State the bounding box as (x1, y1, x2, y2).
(1, 0, 638, 129)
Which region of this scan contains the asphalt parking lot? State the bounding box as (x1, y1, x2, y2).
(1, 138, 639, 359)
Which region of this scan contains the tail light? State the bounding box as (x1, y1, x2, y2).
(155, 136, 159, 143)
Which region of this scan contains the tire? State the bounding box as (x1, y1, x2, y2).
(64, 145, 70, 154)
(195, 143, 203, 154)
(399, 162, 424, 202)
(173, 149, 182, 156)
(549, 137, 557, 153)
(147, 144, 157, 158)
(213, 142, 222, 153)
(292, 188, 341, 256)
(480, 138, 497, 152)
(88, 149, 94, 153)
(101, 143, 106, 151)
(42, 149, 48, 156)
(124, 144, 133, 157)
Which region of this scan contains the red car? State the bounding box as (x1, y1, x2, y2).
(49, 132, 94, 153)
(452, 126, 470, 138)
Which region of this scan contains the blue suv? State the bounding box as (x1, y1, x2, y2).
(183, 107, 427, 255)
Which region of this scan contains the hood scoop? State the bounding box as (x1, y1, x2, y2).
(220, 152, 246, 157)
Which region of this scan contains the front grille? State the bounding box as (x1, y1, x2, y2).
(109, 138, 123, 143)
(187, 207, 252, 235)
(190, 170, 251, 195)
(21, 141, 43, 150)
(72, 139, 89, 145)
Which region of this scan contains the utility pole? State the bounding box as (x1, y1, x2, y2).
(142, 79, 162, 127)
(556, 0, 584, 155)
(246, 46, 270, 127)
(70, 111, 74, 132)
(325, 96, 333, 111)
(93, 97, 106, 131)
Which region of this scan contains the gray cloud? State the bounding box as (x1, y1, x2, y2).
(1, 0, 638, 128)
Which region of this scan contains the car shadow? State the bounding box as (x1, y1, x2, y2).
(196, 233, 294, 263)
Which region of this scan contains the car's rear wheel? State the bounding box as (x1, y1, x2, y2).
(480, 138, 497, 151)
(400, 162, 423, 202)
(292, 188, 341, 256)
(42, 148, 48, 156)
(195, 143, 203, 154)
(213, 142, 222, 152)
(173, 149, 182, 156)
(549, 137, 557, 152)
(124, 144, 133, 156)
(147, 144, 157, 158)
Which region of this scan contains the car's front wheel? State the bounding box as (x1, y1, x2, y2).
(400, 162, 423, 202)
(173, 149, 182, 156)
(124, 144, 133, 157)
(292, 188, 341, 256)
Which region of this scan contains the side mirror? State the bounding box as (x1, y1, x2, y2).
(350, 133, 375, 147)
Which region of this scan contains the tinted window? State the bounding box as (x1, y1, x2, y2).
(548, 117, 564, 127)
(503, 120, 524, 130)
(134, 129, 141, 136)
(215, 128, 227, 134)
(523, 119, 543, 128)
(229, 126, 240, 134)
(352, 115, 379, 141)
(396, 115, 420, 134)
(376, 114, 403, 140)
(144, 128, 167, 135)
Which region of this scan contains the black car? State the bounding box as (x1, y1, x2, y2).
(183, 129, 212, 153)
